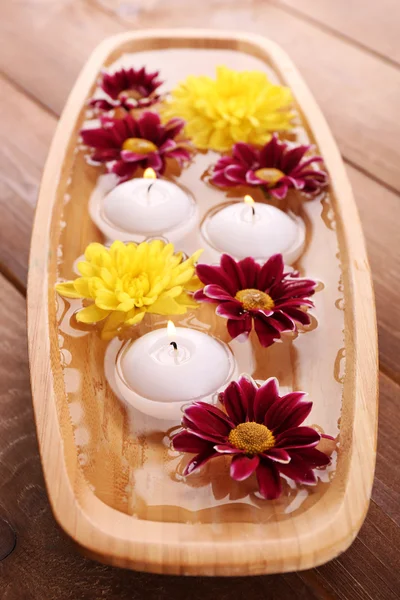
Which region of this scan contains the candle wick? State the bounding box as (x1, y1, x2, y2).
(169, 341, 178, 351)
(251, 205, 255, 217)
(146, 182, 155, 202)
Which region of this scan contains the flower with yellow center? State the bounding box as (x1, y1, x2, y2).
(163, 66, 295, 152)
(56, 240, 203, 340)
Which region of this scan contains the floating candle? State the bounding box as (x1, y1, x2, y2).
(113, 322, 236, 420)
(202, 195, 305, 264)
(91, 168, 197, 243)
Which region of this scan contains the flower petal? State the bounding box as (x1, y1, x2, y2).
(227, 315, 252, 341)
(76, 304, 110, 323)
(184, 403, 232, 438)
(172, 430, 213, 454)
(184, 449, 220, 476)
(216, 301, 244, 320)
(257, 253, 285, 292)
(256, 459, 282, 499)
(230, 454, 260, 481)
(278, 453, 318, 485)
(253, 377, 280, 423)
(263, 448, 290, 463)
(221, 380, 247, 424)
(253, 315, 280, 347)
(275, 426, 320, 449)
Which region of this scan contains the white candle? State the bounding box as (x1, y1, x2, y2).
(91, 168, 197, 243)
(113, 322, 236, 420)
(202, 195, 305, 264)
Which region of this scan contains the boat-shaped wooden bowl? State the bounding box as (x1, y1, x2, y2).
(27, 29, 378, 576)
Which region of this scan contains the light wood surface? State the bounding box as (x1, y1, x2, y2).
(26, 29, 377, 576)
(0, 0, 399, 597)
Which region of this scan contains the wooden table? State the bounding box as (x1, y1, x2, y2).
(0, 1, 399, 597)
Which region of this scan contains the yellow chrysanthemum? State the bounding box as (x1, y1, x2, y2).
(56, 240, 203, 340)
(163, 66, 295, 152)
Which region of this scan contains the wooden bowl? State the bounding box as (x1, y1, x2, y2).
(27, 29, 378, 576)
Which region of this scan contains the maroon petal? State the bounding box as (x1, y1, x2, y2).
(193, 289, 217, 303)
(237, 376, 257, 421)
(196, 264, 236, 295)
(224, 164, 248, 184)
(275, 426, 320, 449)
(146, 153, 164, 172)
(221, 380, 248, 424)
(233, 142, 260, 167)
(220, 254, 246, 290)
(216, 301, 244, 320)
(283, 307, 311, 326)
(214, 444, 243, 454)
(227, 315, 252, 341)
(269, 183, 289, 200)
(81, 128, 117, 149)
(172, 430, 213, 454)
(265, 393, 311, 433)
(253, 315, 280, 347)
(258, 254, 285, 291)
(184, 404, 232, 438)
(203, 284, 234, 302)
(237, 256, 260, 289)
(295, 447, 330, 468)
(278, 454, 317, 485)
(281, 145, 310, 173)
(91, 148, 120, 162)
(212, 171, 237, 187)
(230, 454, 260, 481)
(137, 111, 161, 141)
(184, 449, 220, 475)
(256, 459, 282, 499)
(263, 448, 290, 463)
(111, 161, 137, 180)
(253, 377, 280, 423)
(120, 150, 146, 163)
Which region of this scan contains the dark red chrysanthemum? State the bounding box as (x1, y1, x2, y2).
(194, 253, 316, 347)
(90, 67, 162, 112)
(211, 135, 328, 199)
(80, 111, 192, 180)
(172, 375, 330, 499)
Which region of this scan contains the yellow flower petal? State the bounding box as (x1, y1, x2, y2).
(55, 282, 83, 299)
(163, 66, 294, 151)
(76, 304, 110, 323)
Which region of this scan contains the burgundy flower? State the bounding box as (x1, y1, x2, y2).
(80, 111, 192, 180)
(172, 376, 330, 499)
(211, 135, 328, 199)
(90, 67, 162, 112)
(194, 253, 316, 347)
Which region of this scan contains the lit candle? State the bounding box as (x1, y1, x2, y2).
(202, 195, 305, 264)
(92, 168, 197, 243)
(113, 321, 236, 420)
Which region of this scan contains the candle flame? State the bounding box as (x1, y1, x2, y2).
(143, 167, 157, 180)
(244, 194, 255, 207)
(167, 320, 176, 339)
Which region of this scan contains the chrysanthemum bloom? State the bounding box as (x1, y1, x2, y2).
(194, 253, 316, 347)
(90, 67, 162, 112)
(172, 375, 330, 499)
(212, 136, 328, 199)
(56, 240, 202, 339)
(80, 111, 192, 180)
(163, 66, 294, 152)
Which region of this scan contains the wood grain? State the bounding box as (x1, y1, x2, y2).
(0, 271, 398, 598)
(0, 75, 55, 289)
(0, 1, 399, 191)
(276, 0, 400, 65)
